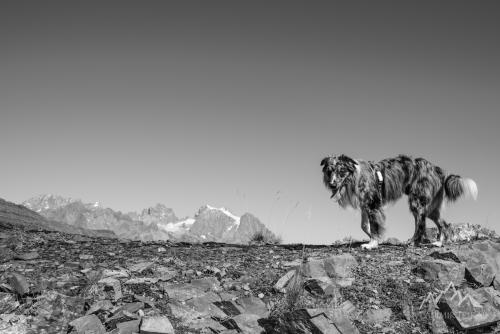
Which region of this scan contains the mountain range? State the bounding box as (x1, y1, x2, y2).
(20, 194, 277, 243)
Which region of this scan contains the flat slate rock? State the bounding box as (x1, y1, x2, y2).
(140, 316, 175, 334)
(14, 251, 39, 260)
(7, 273, 29, 296)
(362, 308, 392, 324)
(69, 314, 106, 334)
(116, 319, 140, 334)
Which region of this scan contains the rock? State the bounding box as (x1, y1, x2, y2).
(282, 259, 302, 267)
(14, 251, 39, 260)
(0, 293, 19, 313)
(443, 241, 500, 287)
(437, 286, 500, 331)
(98, 277, 123, 301)
(274, 270, 296, 292)
(162, 283, 208, 302)
(232, 313, 265, 333)
(129, 261, 154, 273)
(302, 259, 328, 278)
(102, 269, 130, 279)
(124, 277, 159, 285)
(304, 278, 339, 297)
(86, 299, 114, 315)
(134, 294, 156, 308)
(79, 254, 94, 260)
(339, 300, 356, 316)
(185, 317, 227, 332)
(184, 292, 226, 318)
(7, 273, 29, 296)
(157, 247, 167, 253)
(384, 237, 403, 246)
(330, 309, 360, 333)
(494, 277, 500, 291)
(116, 302, 145, 314)
(190, 277, 221, 292)
(414, 259, 466, 287)
(29, 291, 85, 332)
(450, 223, 499, 242)
(116, 319, 140, 334)
(309, 314, 341, 334)
(323, 254, 358, 287)
(430, 308, 449, 334)
(362, 308, 392, 324)
(0, 314, 29, 334)
(281, 309, 359, 334)
(155, 266, 177, 281)
(69, 314, 106, 334)
(140, 316, 175, 334)
(235, 296, 269, 317)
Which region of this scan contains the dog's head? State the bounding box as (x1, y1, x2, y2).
(321, 154, 358, 201)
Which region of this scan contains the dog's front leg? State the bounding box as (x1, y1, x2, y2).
(360, 210, 370, 238)
(361, 209, 385, 250)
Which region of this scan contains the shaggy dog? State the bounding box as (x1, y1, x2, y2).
(321, 154, 477, 249)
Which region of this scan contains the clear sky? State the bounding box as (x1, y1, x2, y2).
(1, 1, 499, 243)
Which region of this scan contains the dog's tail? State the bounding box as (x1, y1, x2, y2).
(444, 175, 478, 202)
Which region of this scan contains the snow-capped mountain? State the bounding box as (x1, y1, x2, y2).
(22, 195, 277, 243)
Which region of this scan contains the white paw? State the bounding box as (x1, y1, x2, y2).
(431, 241, 443, 247)
(361, 240, 379, 250)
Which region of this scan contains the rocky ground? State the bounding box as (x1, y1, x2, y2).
(1, 225, 500, 334)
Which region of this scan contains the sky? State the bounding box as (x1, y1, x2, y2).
(1, 1, 499, 243)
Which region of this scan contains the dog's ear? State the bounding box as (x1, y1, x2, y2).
(320, 157, 330, 167)
(339, 155, 358, 172)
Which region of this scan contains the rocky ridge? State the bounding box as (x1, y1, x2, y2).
(1, 219, 500, 333)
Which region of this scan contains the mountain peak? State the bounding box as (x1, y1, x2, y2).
(20, 194, 277, 244)
(23, 194, 76, 212)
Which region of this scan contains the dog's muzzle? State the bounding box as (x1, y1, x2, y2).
(330, 184, 344, 202)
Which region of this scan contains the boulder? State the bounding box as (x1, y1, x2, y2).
(414, 259, 465, 287)
(235, 296, 269, 318)
(323, 254, 358, 287)
(283, 254, 358, 297)
(439, 241, 500, 287)
(437, 286, 500, 331)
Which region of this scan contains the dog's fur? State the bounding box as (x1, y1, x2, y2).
(321, 154, 478, 249)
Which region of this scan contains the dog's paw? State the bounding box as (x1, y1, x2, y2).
(431, 241, 443, 247)
(361, 240, 379, 250)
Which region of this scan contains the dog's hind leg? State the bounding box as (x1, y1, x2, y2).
(409, 196, 427, 247)
(428, 210, 449, 247)
(427, 188, 450, 247)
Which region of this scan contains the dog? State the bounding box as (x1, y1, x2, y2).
(321, 154, 477, 249)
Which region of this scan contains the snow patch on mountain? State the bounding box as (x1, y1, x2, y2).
(205, 205, 241, 226)
(158, 218, 195, 233)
